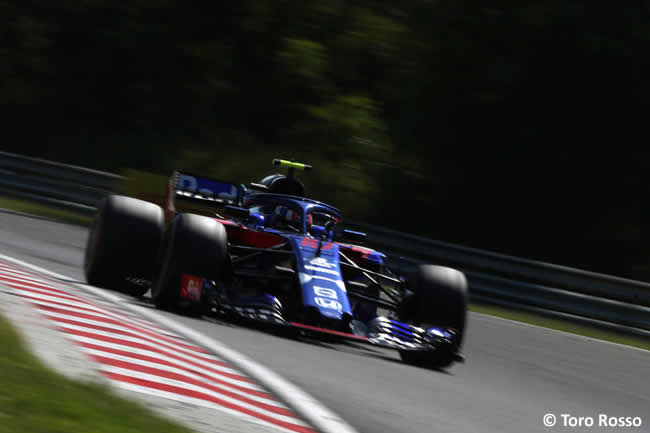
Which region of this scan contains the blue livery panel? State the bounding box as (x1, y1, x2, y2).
(290, 236, 352, 320)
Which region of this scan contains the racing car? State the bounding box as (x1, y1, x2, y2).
(84, 159, 468, 368)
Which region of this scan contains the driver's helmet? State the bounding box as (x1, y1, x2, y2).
(271, 205, 302, 230)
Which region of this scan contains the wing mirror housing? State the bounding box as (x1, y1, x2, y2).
(311, 221, 335, 240)
(249, 212, 265, 228)
(310, 224, 326, 239)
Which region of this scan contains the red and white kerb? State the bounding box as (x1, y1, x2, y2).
(0, 261, 316, 433)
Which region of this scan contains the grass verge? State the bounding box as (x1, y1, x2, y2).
(0, 197, 91, 226)
(0, 313, 193, 433)
(470, 302, 650, 351)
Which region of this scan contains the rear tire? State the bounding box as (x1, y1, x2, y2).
(84, 195, 163, 295)
(151, 213, 228, 310)
(398, 265, 468, 369)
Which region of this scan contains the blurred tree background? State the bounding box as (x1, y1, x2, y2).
(2, 0, 650, 279)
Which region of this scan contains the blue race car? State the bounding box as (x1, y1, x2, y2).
(84, 159, 468, 368)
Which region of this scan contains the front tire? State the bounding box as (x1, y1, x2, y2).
(84, 195, 163, 295)
(151, 213, 228, 310)
(398, 265, 468, 369)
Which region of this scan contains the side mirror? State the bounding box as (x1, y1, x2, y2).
(310, 224, 326, 239)
(224, 205, 250, 219)
(342, 229, 366, 243)
(249, 212, 265, 228)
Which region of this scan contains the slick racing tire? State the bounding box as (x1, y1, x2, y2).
(84, 195, 164, 296)
(151, 213, 228, 310)
(398, 265, 468, 369)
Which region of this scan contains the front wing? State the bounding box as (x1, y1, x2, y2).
(208, 294, 459, 353)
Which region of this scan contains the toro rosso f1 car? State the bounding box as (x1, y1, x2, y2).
(84, 159, 468, 368)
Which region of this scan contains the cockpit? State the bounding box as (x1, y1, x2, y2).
(248, 204, 304, 233)
(246, 199, 341, 239)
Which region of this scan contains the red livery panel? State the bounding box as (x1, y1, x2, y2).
(180, 274, 203, 301)
(215, 219, 285, 248)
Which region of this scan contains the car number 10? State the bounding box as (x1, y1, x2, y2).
(313, 286, 342, 311)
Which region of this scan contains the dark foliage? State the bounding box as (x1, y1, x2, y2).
(2, 1, 649, 278)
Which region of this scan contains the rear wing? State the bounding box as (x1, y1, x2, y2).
(165, 171, 247, 219)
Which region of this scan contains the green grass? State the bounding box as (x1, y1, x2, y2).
(0, 314, 194, 433)
(470, 303, 650, 351)
(0, 197, 91, 226)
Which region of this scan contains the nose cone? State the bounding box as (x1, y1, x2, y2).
(292, 236, 352, 324)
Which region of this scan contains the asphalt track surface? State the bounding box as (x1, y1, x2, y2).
(1, 210, 648, 433)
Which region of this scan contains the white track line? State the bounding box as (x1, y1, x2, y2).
(470, 311, 650, 353)
(0, 253, 359, 433)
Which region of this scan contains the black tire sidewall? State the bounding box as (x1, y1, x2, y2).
(84, 195, 163, 290)
(152, 213, 228, 309)
(398, 265, 468, 368)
